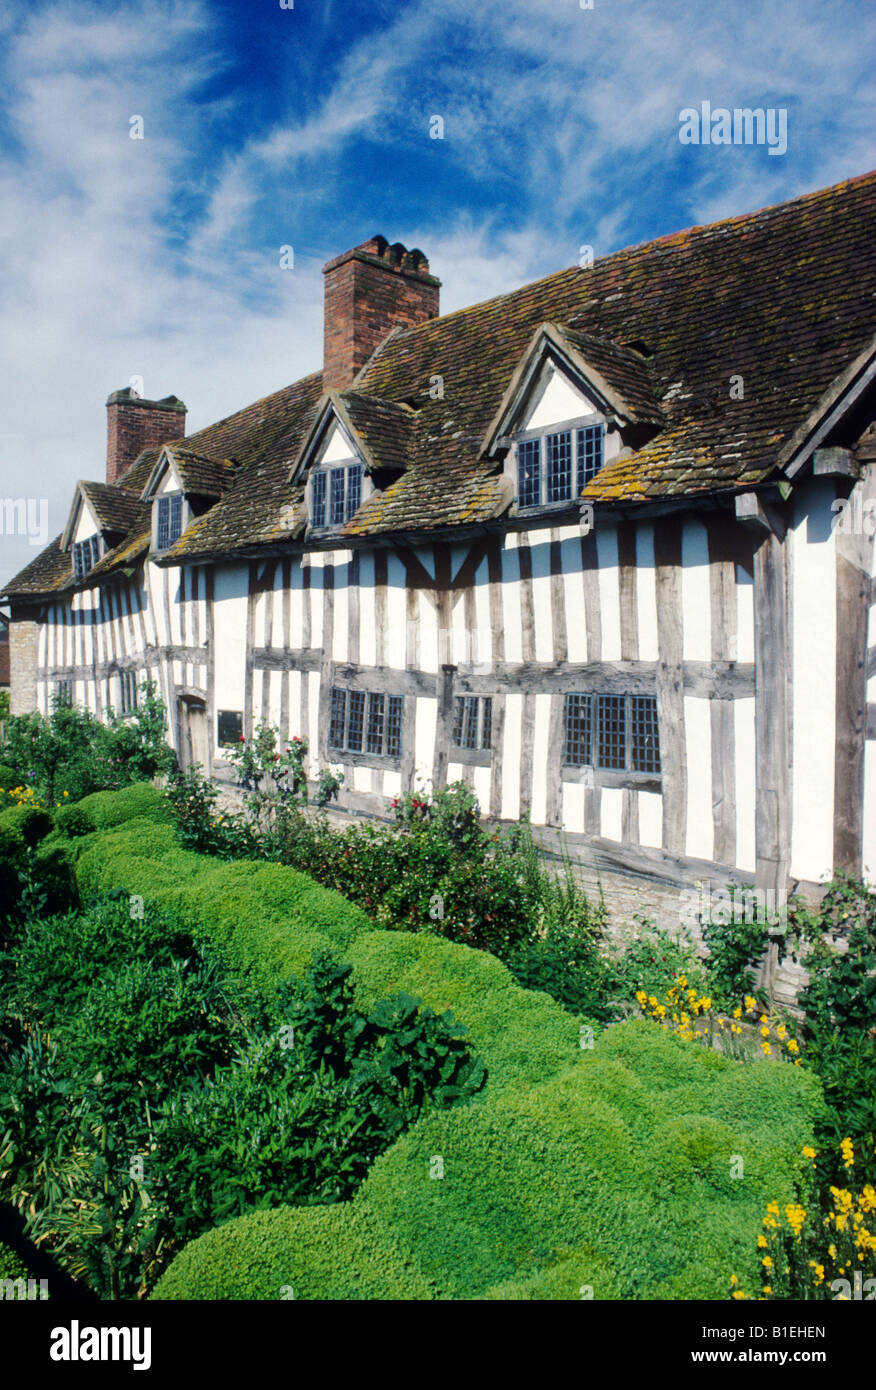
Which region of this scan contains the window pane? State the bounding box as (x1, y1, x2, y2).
(564, 692, 592, 766)
(517, 439, 541, 507)
(481, 697, 493, 750)
(366, 692, 385, 754)
(330, 468, 346, 526)
(170, 494, 183, 545)
(345, 464, 362, 520)
(347, 689, 365, 751)
(452, 696, 465, 747)
(631, 695, 661, 773)
(597, 694, 626, 769)
(312, 471, 326, 528)
(386, 696, 403, 758)
(462, 695, 479, 750)
(157, 496, 170, 550)
(328, 687, 346, 749)
(577, 424, 604, 490)
(546, 430, 573, 502)
(218, 709, 243, 746)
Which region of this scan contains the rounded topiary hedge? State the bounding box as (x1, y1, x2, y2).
(67, 783, 824, 1301)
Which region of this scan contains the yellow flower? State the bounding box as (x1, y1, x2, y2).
(802, 1145, 817, 1160)
(786, 1039, 799, 1053)
(700, 997, 712, 1011)
(760, 1025, 770, 1038)
(761, 1042, 772, 1055)
(635, 990, 648, 1005)
(744, 995, 757, 1011)
(733, 1006, 742, 1019)
(762, 1285, 773, 1295)
(828, 1244, 837, 1260)
(812, 1265, 825, 1284)
(732, 1290, 747, 1300)
(757, 1235, 768, 1248)
(762, 1255, 773, 1269)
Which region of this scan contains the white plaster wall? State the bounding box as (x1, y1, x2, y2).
(213, 564, 249, 748)
(681, 519, 711, 662)
(501, 692, 523, 821)
(600, 786, 624, 842)
(596, 524, 621, 660)
(735, 696, 757, 872)
(684, 696, 713, 861)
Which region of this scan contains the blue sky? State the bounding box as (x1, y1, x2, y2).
(1, 0, 874, 579)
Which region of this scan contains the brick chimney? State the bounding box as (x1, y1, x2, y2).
(322, 236, 440, 392)
(106, 388, 187, 485)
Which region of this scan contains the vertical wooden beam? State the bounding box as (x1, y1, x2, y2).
(549, 528, 568, 664)
(487, 539, 505, 820)
(617, 521, 638, 661)
(753, 530, 792, 896)
(707, 515, 739, 866)
(833, 471, 874, 874)
(280, 559, 291, 739)
(348, 550, 360, 665)
(654, 517, 687, 854)
(433, 663, 455, 789)
(546, 692, 565, 827)
(580, 528, 602, 664)
(375, 550, 388, 667)
(204, 568, 215, 777)
(244, 562, 257, 739)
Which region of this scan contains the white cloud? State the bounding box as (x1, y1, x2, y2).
(1, 0, 874, 585)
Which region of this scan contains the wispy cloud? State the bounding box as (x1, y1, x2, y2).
(0, 0, 873, 581)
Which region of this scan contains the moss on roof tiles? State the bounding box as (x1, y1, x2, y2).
(5, 171, 876, 594)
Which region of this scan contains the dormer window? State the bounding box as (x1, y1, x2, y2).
(73, 534, 102, 579)
(516, 423, 604, 509)
(311, 462, 363, 530)
(156, 493, 184, 551)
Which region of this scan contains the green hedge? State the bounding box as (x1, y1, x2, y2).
(67, 786, 823, 1301)
(0, 1241, 30, 1283)
(152, 1204, 437, 1301)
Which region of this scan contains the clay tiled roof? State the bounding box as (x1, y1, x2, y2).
(158, 446, 238, 499)
(79, 481, 145, 535)
(4, 170, 876, 591)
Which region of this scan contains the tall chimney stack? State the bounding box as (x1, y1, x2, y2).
(106, 389, 187, 485)
(322, 236, 440, 393)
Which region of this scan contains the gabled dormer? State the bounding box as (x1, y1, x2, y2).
(481, 323, 663, 516)
(142, 444, 237, 557)
(290, 392, 412, 536)
(61, 481, 142, 582)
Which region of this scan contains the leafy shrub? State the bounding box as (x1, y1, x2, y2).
(153, 1204, 436, 1301)
(0, 764, 23, 794)
(700, 889, 771, 1008)
(0, 1240, 30, 1283)
(53, 805, 825, 1302)
(77, 781, 172, 830)
(1, 683, 174, 806)
(0, 803, 54, 848)
(784, 876, 876, 1190)
(53, 803, 96, 838)
(0, 887, 484, 1298)
(607, 919, 708, 1003)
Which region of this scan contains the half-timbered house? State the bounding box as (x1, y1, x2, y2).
(4, 171, 876, 936)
